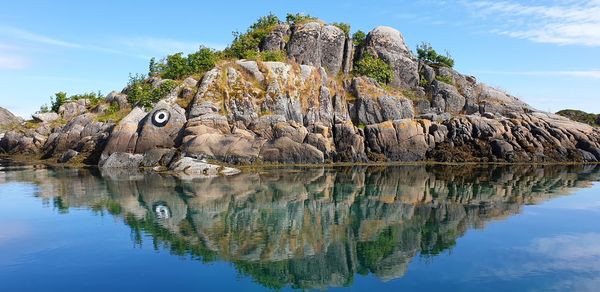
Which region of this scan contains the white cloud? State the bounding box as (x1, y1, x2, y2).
(0, 26, 146, 59)
(0, 26, 82, 48)
(0, 55, 29, 69)
(463, 0, 600, 46)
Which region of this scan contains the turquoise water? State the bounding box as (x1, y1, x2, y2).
(1, 161, 600, 291)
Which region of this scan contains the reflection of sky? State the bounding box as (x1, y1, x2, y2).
(0, 221, 30, 246)
(536, 185, 600, 212)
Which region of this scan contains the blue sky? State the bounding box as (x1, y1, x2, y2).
(0, 0, 599, 117)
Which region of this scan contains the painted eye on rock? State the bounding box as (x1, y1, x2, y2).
(152, 109, 170, 127)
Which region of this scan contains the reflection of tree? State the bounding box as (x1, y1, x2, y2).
(2, 164, 600, 290)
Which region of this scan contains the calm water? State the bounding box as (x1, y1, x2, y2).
(1, 161, 600, 291)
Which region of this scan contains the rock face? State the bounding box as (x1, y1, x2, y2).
(287, 22, 348, 75)
(2, 21, 599, 166)
(363, 26, 419, 88)
(0, 107, 22, 128)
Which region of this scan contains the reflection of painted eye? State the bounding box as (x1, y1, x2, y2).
(154, 203, 171, 219)
(152, 110, 170, 127)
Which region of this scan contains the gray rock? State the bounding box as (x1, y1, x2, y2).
(106, 91, 129, 109)
(351, 77, 414, 125)
(58, 99, 89, 120)
(169, 157, 240, 178)
(490, 139, 514, 158)
(260, 137, 324, 164)
(364, 26, 419, 88)
(0, 107, 22, 128)
(32, 112, 59, 123)
(235, 60, 265, 83)
(287, 22, 346, 75)
(101, 152, 143, 168)
(58, 149, 79, 163)
(135, 101, 187, 153)
(141, 148, 175, 167)
(100, 107, 147, 164)
(260, 24, 290, 51)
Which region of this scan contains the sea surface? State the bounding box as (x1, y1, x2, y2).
(1, 160, 600, 291)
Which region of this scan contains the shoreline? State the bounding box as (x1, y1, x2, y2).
(2, 153, 599, 172)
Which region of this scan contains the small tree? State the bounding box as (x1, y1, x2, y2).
(51, 92, 68, 113)
(187, 46, 218, 73)
(353, 53, 393, 84)
(416, 42, 454, 68)
(331, 22, 351, 36)
(162, 53, 189, 79)
(352, 30, 367, 47)
(285, 13, 317, 25)
(148, 57, 163, 77)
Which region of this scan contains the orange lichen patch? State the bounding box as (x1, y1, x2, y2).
(379, 120, 395, 129)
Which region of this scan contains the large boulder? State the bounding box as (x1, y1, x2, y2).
(32, 112, 59, 123)
(287, 22, 346, 75)
(351, 77, 414, 125)
(42, 113, 113, 164)
(100, 107, 147, 164)
(58, 99, 89, 120)
(260, 136, 324, 164)
(364, 26, 419, 88)
(101, 152, 143, 168)
(135, 101, 187, 153)
(260, 24, 291, 51)
(169, 157, 240, 178)
(0, 107, 22, 128)
(364, 119, 432, 161)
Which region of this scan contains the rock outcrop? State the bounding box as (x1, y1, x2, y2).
(0, 107, 22, 128)
(2, 20, 599, 166)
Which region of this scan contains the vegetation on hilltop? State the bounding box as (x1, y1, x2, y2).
(36, 13, 461, 115)
(40, 91, 104, 113)
(556, 109, 600, 127)
(416, 42, 454, 68)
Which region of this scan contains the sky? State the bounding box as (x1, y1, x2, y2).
(0, 0, 599, 117)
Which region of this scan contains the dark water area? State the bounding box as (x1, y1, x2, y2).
(1, 161, 600, 291)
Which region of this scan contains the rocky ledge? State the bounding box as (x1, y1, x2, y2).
(1, 21, 600, 170)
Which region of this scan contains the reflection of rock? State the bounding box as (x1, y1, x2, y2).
(3, 163, 600, 290)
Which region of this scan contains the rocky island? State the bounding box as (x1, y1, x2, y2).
(1, 14, 600, 172)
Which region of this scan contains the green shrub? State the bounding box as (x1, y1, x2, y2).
(435, 74, 454, 85)
(257, 50, 287, 62)
(51, 92, 68, 113)
(70, 91, 104, 107)
(126, 74, 179, 109)
(150, 46, 219, 80)
(161, 52, 188, 80)
(352, 30, 367, 47)
(416, 42, 455, 68)
(285, 13, 317, 25)
(39, 104, 50, 113)
(47, 91, 104, 113)
(126, 74, 154, 108)
(187, 46, 219, 73)
(224, 13, 282, 59)
(331, 22, 351, 36)
(148, 57, 161, 77)
(353, 53, 393, 84)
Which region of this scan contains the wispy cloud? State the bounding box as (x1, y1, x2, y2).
(0, 26, 82, 48)
(0, 26, 147, 59)
(0, 55, 29, 69)
(475, 69, 600, 79)
(463, 0, 600, 46)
